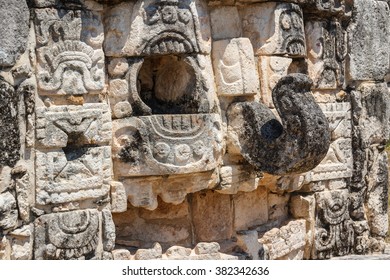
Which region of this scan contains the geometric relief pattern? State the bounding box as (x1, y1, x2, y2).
(314, 190, 354, 259)
(112, 114, 223, 176)
(35, 147, 111, 205)
(304, 103, 352, 182)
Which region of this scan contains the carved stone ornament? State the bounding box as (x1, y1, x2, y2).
(228, 73, 330, 175)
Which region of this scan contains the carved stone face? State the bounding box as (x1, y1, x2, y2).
(278, 5, 306, 56)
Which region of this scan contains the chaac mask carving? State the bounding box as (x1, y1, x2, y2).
(0, 0, 388, 261)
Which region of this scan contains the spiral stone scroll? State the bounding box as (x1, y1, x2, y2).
(227, 73, 330, 175)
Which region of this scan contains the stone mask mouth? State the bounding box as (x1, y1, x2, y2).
(142, 31, 197, 55)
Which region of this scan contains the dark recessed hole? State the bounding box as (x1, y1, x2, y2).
(261, 119, 284, 141)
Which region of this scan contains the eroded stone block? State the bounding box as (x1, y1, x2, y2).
(217, 165, 259, 194)
(348, 0, 390, 81)
(112, 114, 223, 177)
(210, 6, 241, 40)
(104, 0, 211, 57)
(36, 104, 111, 148)
(34, 210, 101, 260)
(33, 8, 105, 95)
(212, 38, 259, 96)
(35, 146, 111, 205)
(0, 0, 29, 66)
(240, 2, 306, 57)
(0, 192, 18, 232)
(259, 219, 306, 260)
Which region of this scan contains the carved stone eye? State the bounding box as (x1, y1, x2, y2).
(144, 6, 160, 25)
(280, 13, 292, 30)
(161, 6, 178, 24)
(291, 13, 303, 29)
(178, 10, 191, 24)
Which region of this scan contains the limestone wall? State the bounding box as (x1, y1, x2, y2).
(0, 0, 389, 260)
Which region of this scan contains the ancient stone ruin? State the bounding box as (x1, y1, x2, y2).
(0, 0, 389, 260)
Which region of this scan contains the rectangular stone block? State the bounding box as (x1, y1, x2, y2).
(33, 8, 105, 95)
(210, 6, 241, 40)
(217, 165, 259, 194)
(35, 104, 111, 148)
(233, 187, 268, 231)
(35, 146, 111, 205)
(212, 38, 259, 96)
(347, 0, 390, 81)
(104, 0, 211, 57)
(191, 190, 233, 242)
(240, 2, 306, 57)
(304, 102, 353, 182)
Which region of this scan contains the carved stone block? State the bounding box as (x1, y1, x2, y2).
(348, 0, 390, 81)
(0, 0, 29, 66)
(217, 165, 259, 194)
(35, 146, 111, 205)
(305, 19, 346, 90)
(259, 219, 306, 260)
(36, 104, 111, 148)
(34, 210, 101, 259)
(104, 0, 211, 57)
(0, 192, 18, 232)
(240, 2, 306, 57)
(0, 78, 20, 168)
(112, 114, 223, 177)
(304, 102, 352, 182)
(212, 38, 260, 96)
(258, 56, 292, 108)
(314, 190, 354, 259)
(33, 8, 105, 95)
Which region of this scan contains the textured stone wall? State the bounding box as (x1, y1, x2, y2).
(0, 0, 389, 260)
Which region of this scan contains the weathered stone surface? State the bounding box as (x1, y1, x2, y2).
(9, 225, 33, 260)
(314, 190, 354, 259)
(165, 245, 192, 259)
(210, 6, 241, 40)
(0, 78, 20, 168)
(102, 209, 116, 252)
(268, 193, 290, 222)
(347, 0, 390, 81)
(259, 219, 306, 260)
(113, 199, 192, 248)
(112, 249, 132, 260)
(233, 187, 268, 231)
(212, 38, 259, 96)
(236, 230, 262, 260)
(305, 19, 346, 89)
(33, 8, 105, 95)
(104, 0, 211, 56)
(36, 104, 111, 148)
(0, 0, 29, 66)
(227, 74, 330, 175)
(217, 165, 259, 194)
(35, 146, 111, 205)
(192, 191, 233, 242)
(121, 170, 218, 210)
(34, 210, 101, 260)
(194, 242, 220, 255)
(112, 114, 223, 177)
(134, 243, 162, 260)
(258, 56, 292, 108)
(0, 192, 18, 231)
(12, 161, 32, 223)
(240, 2, 306, 57)
(303, 102, 352, 182)
(110, 181, 127, 213)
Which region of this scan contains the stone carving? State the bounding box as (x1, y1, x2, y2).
(212, 38, 260, 96)
(306, 19, 346, 89)
(240, 2, 306, 57)
(34, 210, 100, 259)
(0, 192, 18, 232)
(314, 190, 354, 259)
(104, 0, 211, 56)
(127, 54, 212, 116)
(258, 56, 292, 108)
(303, 102, 352, 182)
(0, 0, 29, 67)
(36, 104, 111, 148)
(34, 8, 105, 95)
(0, 78, 20, 168)
(347, 0, 390, 81)
(228, 73, 330, 175)
(113, 114, 222, 176)
(35, 146, 111, 205)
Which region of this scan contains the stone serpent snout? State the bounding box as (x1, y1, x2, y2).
(227, 73, 331, 175)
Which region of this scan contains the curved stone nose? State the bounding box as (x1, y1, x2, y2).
(161, 5, 178, 24)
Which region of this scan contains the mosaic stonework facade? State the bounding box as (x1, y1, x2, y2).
(0, 0, 389, 260)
